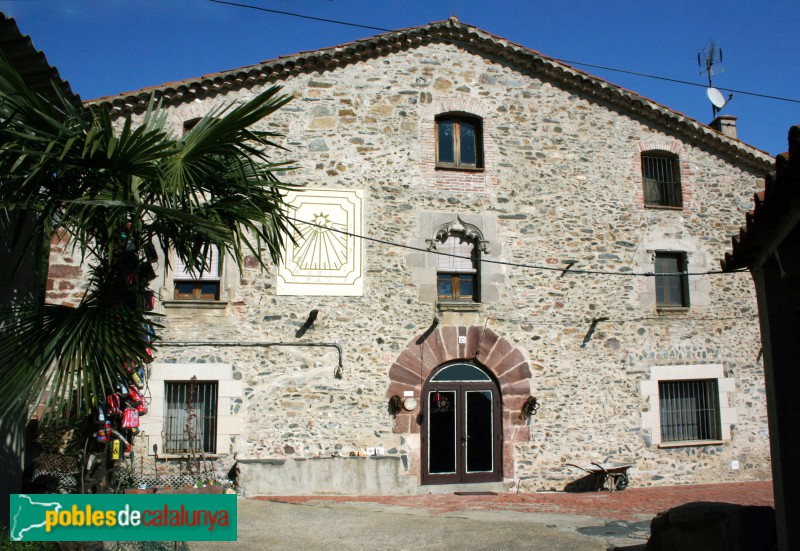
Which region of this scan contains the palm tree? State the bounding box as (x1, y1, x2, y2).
(0, 51, 297, 424)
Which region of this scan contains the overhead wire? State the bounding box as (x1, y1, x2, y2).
(208, 0, 800, 105)
(287, 216, 748, 278)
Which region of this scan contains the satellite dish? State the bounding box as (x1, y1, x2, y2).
(707, 87, 727, 109)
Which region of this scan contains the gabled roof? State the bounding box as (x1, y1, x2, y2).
(723, 125, 800, 272)
(0, 13, 79, 104)
(92, 17, 772, 171)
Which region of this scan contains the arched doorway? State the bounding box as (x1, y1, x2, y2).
(421, 362, 502, 485)
(387, 325, 532, 485)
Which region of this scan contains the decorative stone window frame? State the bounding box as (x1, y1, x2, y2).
(407, 212, 503, 309)
(640, 364, 737, 447)
(141, 362, 243, 457)
(632, 141, 693, 214)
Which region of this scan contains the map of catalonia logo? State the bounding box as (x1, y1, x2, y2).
(10, 494, 237, 541)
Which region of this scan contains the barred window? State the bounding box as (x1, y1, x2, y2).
(642, 152, 682, 208)
(659, 379, 721, 443)
(164, 380, 218, 454)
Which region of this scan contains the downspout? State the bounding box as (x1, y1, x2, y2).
(158, 341, 345, 379)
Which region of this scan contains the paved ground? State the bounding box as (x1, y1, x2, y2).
(189, 481, 773, 551)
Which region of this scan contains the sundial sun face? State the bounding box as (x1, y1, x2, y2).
(292, 210, 347, 271)
(311, 213, 331, 231)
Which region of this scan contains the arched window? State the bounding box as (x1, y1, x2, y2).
(641, 151, 682, 208)
(436, 113, 483, 169)
(428, 216, 489, 304)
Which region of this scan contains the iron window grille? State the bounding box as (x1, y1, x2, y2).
(164, 381, 218, 454)
(658, 379, 721, 443)
(655, 252, 689, 308)
(436, 115, 483, 169)
(642, 153, 682, 208)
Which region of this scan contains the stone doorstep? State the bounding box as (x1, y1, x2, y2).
(417, 482, 507, 495)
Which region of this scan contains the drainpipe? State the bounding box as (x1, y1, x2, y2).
(158, 341, 345, 378)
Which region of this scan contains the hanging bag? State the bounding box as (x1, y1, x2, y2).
(121, 407, 140, 429)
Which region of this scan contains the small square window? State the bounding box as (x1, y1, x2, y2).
(173, 246, 221, 300)
(164, 381, 218, 454)
(655, 252, 689, 308)
(436, 115, 483, 169)
(659, 379, 721, 443)
(642, 153, 682, 208)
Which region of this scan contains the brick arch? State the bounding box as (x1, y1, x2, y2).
(386, 325, 532, 478)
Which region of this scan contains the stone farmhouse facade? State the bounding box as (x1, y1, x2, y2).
(48, 18, 775, 494)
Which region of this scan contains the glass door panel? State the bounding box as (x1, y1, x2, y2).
(428, 390, 457, 474)
(465, 390, 493, 473)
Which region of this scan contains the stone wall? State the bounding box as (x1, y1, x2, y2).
(82, 39, 771, 492)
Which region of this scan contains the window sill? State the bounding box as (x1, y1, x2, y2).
(657, 440, 724, 449)
(163, 300, 228, 310)
(644, 205, 683, 211)
(437, 301, 481, 312)
(435, 166, 485, 173)
(657, 306, 689, 315)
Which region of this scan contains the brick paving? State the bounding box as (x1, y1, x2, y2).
(260, 481, 774, 521)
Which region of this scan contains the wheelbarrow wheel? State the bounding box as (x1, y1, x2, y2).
(615, 473, 629, 491)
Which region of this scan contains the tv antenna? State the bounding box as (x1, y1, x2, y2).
(698, 40, 732, 118)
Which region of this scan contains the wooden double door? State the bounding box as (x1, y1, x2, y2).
(421, 362, 502, 485)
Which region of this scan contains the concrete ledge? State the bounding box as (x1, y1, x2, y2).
(237, 456, 417, 496)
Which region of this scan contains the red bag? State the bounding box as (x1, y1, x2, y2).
(136, 402, 148, 415)
(128, 386, 144, 405)
(121, 407, 139, 429)
(107, 393, 121, 416)
(96, 422, 111, 443)
(143, 290, 155, 311)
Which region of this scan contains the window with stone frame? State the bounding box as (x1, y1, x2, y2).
(658, 379, 721, 443)
(164, 380, 218, 454)
(436, 114, 483, 170)
(642, 151, 682, 208)
(173, 246, 221, 300)
(655, 251, 689, 308)
(436, 233, 479, 302)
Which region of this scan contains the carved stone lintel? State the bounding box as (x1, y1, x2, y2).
(434, 215, 490, 254)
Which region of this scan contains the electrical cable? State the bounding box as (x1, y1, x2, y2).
(208, 0, 800, 105)
(287, 216, 748, 278)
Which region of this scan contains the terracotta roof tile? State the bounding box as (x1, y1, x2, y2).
(88, 18, 772, 171)
(723, 125, 800, 271)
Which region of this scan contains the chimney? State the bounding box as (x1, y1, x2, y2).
(710, 115, 738, 140)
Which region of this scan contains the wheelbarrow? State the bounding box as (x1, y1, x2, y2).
(566, 462, 633, 492)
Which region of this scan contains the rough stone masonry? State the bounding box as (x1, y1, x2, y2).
(51, 20, 773, 493)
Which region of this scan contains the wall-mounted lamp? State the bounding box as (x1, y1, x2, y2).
(388, 395, 403, 417)
(388, 395, 417, 417)
(521, 396, 540, 419)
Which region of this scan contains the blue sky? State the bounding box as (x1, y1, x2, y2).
(3, 0, 798, 156)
